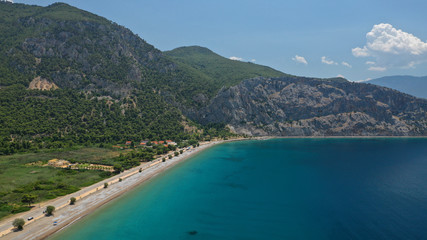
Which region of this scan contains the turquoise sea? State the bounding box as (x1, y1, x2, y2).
(52, 138, 427, 239)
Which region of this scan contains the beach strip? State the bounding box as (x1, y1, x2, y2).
(0, 140, 223, 240)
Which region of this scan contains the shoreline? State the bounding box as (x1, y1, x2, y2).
(0, 135, 425, 239)
(252, 135, 427, 140)
(0, 140, 228, 240)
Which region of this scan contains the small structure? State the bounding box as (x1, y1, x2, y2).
(48, 159, 70, 168)
(166, 140, 177, 145)
(125, 141, 132, 145)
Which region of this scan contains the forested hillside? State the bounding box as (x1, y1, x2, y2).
(0, 85, 189, 154)
(0, 2, 231, 155)
(1, 1, 426, 157)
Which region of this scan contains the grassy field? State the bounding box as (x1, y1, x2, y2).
(0, 147, 128, 220)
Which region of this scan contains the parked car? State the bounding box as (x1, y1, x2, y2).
(27, 217, 34, 221)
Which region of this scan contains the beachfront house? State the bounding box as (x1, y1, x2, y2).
(166, 140, 177, 145)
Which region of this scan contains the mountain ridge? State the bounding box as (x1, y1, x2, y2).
(0, 1, 426, 154)
(194, 76, 427, 136)
(366, 75, 427, 99)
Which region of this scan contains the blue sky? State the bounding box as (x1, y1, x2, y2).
(14, 0, 427, 81)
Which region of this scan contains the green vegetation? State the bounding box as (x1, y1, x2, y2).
(12, 218, 25, 230)
(164, 46, 287, 105)
(113, 164, 123, 173)
(45, 205, 55, 216)
(104, 183, 108, 188)
(0, 2, 244, 221)
(0, 86, 193, 155)
(0, 148, 120, 219)
(21, 194, 37, 207)
(70, 197, 76, 205)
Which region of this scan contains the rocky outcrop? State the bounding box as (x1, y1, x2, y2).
(28, 76, 58, 90)
(193, 77, 427, 136)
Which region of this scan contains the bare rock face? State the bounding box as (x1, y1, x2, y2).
(28, 76, 59, 90)
(193, 77, 427, 136)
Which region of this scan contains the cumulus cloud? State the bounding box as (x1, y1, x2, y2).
(337, 74, 346, 78)
(321, 56, 338, 65)
(352, 23, 427, 69)
(250, 59, 256, 63)
(341, 61, 352, 68)
(229, 56, 243, 61)
(292, 55, 308, 65)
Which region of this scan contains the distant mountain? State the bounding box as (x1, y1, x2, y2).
(194, 76, 427, 136)
(366, 76, 427, 99)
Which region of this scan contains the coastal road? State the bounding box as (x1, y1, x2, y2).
(0, 156, 165, 238)
(0, 142, 218, 239)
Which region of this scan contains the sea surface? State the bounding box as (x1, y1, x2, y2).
(52, 138, 427, 240)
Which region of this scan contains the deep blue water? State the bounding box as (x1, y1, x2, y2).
(52, 138, 427, 240)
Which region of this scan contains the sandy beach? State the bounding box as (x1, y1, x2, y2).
(0, 135, 422, 239)
(0, 140, 225, 240)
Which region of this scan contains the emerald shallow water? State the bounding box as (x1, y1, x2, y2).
(52, 138, 427, 239)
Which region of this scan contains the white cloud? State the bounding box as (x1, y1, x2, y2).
(321, 56, 338, 65)
(352, 23, 427, 69)
(337, 74, 346, 78)
(352, 46, 370, 57)
(368, 66, 387, 72)
(229, 56, 243, 61)
(355, 78, 372, 83)
(1, 0, 13, 2)
(250, 59, 256, 63)
(292, 55, 308, 65)
(341, 61, 352, 68)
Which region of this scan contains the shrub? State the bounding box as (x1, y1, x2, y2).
(46, 205, 55, 216)
(12, 218, 25, 230)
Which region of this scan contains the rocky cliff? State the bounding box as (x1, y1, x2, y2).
(194, 77, 427, 136)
